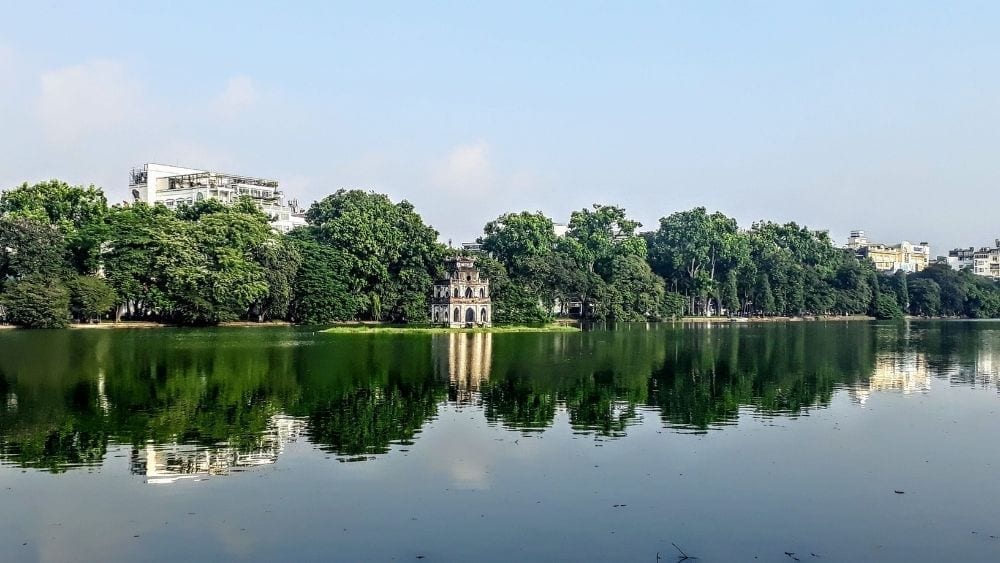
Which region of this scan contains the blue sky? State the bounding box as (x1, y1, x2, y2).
(2, 1, 998, 251)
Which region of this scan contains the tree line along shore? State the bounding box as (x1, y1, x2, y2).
(1, 180, 998, 329)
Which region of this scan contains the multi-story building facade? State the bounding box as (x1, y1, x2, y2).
(430, 257, 492, 327)
(947, 241, 1000, 279)
(128, 163, 307, 233)
(847, 230, 930, 273)
(946, 247, 976, 272)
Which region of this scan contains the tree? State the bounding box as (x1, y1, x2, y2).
(892, 271, 909, 312)
(0, 180, 108, 274)
(601, 254, 666, 321)
(102, 199, 286, 325)
(721, 269, 740, 316)
(479, 211, 556, 274)
(757, 273, 776, 315)
(831, 257, 874, 315)
(251, 239, 302, 321)
(1, 278, 70, 328)
(648, 208, 746, 316)
(873, 294, 902, 320)
(287, 234, 359, 324)
(566, 204, 645, 275)
(908, 278, 941, 317)
(0, 216, 69, 280)
(67, 276, 117, 322)
(911, 264, 967, 316)
(102, 203, 193, 321)
(661, 291, 686, 319)
(182, 201, 273, 323)
(305, 190, 443, 322)
(476, 255, 550, 325)
(964, 277, 1000, 319)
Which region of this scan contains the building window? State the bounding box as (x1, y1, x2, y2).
(453, 288, 459, 298)
(479, 287, 485, 298)
(465, 287, 473, 298)
(453, 307, 460, 322)
(466, 308, 476, 323)
(481, 308, 488, 323)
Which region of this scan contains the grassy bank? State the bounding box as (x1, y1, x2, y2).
(320, 323, 581, 334)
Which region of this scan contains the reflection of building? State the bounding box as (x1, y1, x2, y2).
(850, 353, 931, 404)
(971, 343, 1000, 389)
(430, 257, 492, 327)
(131, 415, 307, 484)
(847, 230, 931, 273)
(434, 332, 492, 403)
(128, 163, 308, 233)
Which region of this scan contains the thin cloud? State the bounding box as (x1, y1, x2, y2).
(214, 76, 260, 117)
(38, 59, 143, 144)
(430, 141, 494, 197)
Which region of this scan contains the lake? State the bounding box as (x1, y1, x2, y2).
(1, 321, 999, 562)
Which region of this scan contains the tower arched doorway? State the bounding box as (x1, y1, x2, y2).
(465, 308, 476, 323)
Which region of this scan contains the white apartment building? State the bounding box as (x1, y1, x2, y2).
(947, 241, 1000, 280)
(128, 163, 308, 233)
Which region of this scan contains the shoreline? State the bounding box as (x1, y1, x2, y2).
(320, 324, 581, 334)
(0, 315, 992, 332)
(674, 314, 876, 323)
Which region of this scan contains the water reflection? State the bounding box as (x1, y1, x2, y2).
(1, 321, 999, 476)
(437, 332, 492, 403)
(849, 353, 931, 405)
(133, 415, 308, 484)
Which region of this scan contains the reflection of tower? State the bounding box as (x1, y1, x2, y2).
(433, 333, 492, 403)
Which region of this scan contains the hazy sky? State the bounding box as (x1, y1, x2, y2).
(1, 1, 998, 252)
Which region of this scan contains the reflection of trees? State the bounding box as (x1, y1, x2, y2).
(307, 384, 440, 457)
(0, 330, 447, 471)
(564, 369, 639, 437)
(292, 335, 446, 458)
(482, 331, 659, 435)
(650, 323, 875, 430)
(480, 373, 557, 431)
(0, 331, 109, 472)
(3, 322, 998, 473)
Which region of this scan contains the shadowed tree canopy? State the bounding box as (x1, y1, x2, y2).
(304, 190, 445, 322)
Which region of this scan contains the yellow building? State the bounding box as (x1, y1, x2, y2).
(847, 230, 930, 273)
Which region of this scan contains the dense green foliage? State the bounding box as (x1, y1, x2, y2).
(1, 278, 71, 328)
(2, 179, 999, 327)
(67, 276, 117, 322)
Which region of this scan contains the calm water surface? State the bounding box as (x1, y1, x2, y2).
(1, 322, 999, 562)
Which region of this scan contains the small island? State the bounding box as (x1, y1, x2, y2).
(320, 323, 580, 334)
